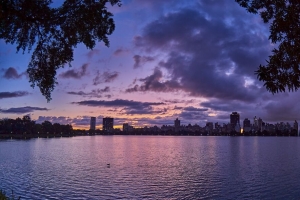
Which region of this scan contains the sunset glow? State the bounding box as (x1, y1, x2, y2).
(1, 0, 299, 130)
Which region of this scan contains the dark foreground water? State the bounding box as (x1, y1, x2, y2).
(1, 136, 300, 199)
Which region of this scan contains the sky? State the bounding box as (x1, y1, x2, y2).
(1, 0, 300, 129)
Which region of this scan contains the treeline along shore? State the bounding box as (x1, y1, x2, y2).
(0, 116, 298, 140)
(0, 129, 298, 140)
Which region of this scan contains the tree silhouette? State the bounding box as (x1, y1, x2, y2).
(236, 0, 300, 93)
(0, 0, 121, 101)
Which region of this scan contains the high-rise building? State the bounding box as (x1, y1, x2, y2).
(123, 123, 129, 132)
(243, 118, 251, 132)
(206, 122, 213, 132)
(258, 118, 263, 131)
(254, 116, 258, 127)
(230, 112, 240, 130)
(174, 118, 180, 130)
(103, 117, 114, 131)
(90, 117, 96, 130)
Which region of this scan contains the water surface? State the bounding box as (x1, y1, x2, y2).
(1, 136, 300, 199)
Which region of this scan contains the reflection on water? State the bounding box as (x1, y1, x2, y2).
(1, 136, 300, 199)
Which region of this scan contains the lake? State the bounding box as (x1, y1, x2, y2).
(1, 136, 300, 199)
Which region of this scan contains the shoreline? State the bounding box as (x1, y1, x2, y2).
(0, 131, 298, 140)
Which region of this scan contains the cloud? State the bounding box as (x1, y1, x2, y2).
(0, 91, 29, 99)
(178, 110, 208, 121)
(86, 49, 100, 58)
(93, 71, 118, 85)
(67, 87, 111, 98)
(259, 93, 300, 122)
(0, 106, 49, 114)
(125, 67, 182, 92)
(183, 106, 208, 112)
(59, 63, 88, 79)
(200, 100, 246, 112)
(35, 115, 99, 127)
(113, 48, 129, 56)
(73, 99, 164, 115)
(73, 99, 163, 108)
(36, 116, 72, 124)
(3, 67, 25, 79)
(133, 55, 155, 68)
(163, 99, 195, 104)
(123, 108, 164, 115)
(132, 2, 271, 102)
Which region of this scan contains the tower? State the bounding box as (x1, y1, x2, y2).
(174, 118, 180, 132)
(230, 112, 240, 130)
(103, 117, 114, 131)
(243, 118, 251, 133)
(258, 118, 263, 131)
(123, 123, 129, 132)
(90, 117, 96, 130)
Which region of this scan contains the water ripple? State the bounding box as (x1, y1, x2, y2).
(1, 136, 300, 199)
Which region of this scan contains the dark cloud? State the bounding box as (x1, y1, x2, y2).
(0, 91, 29, 99)
(114, 48, 129, 56)
(178, 110, 208, 121)
(260, 93, 300, 122)
(3, 67, 21, 79)
(73, 99, 164, 115)
(59, 63, 88, 79)
(67, 87, 110, 98)
(67, 91, 87, 96)
(123, 108, 163, 115)
(100, 86, 110, 93)
(133, 55, 155, 68)
(199, 95, 300, 124)
(183, 106, 208, 112)
(86, 49, 100, 58)
(0, 106, 49, 114)
(120, 116, 176, 126)
(36, 116, 72, 124)
(74, 99, 163, 108)
(3, 67, 27, 79)
(163, 99, 195, 104)
(93, 71, 118, 85)
(200, 100, 246, 112)
(170, 106, 210, 122)
(126, 67, 182, 93)
(173, 106, 183, 110)
(132, 2, 271, 102)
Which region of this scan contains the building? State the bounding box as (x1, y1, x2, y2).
(103, 117, 114, 131)
(206, 122, 213, 132)
(243, 118, 251, 133)
(254, 116, 258, 128)
(90, 117, 96, 130)
(230, 112, 240, 131)
(123, 123, 133, 132)
(174, 118, 180, 132)
(123, 123, 129, 132)
(294, 120, 298, 135)
(258, 118, 263, 131)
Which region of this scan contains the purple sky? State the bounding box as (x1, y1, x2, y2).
(1, 0, 299, 129)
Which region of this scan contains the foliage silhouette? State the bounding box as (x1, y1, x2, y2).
(0, 0, 121, 101)
(236, 0, 300, 93)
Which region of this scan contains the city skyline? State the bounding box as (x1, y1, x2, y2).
(1, 0, 300, 130)
(38, 111, 300, 131)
